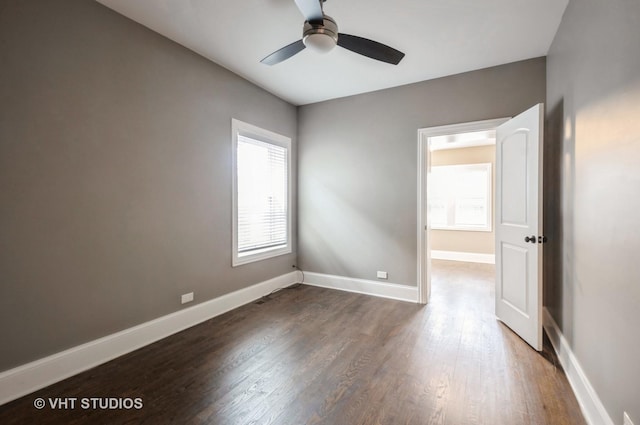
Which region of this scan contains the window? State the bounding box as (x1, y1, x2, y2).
(232, 119, 292, 266)
(430, 163, 492, 231)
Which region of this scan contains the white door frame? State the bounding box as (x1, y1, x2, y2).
(416, 118, 509, 304)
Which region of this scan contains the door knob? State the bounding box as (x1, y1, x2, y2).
(524, 235, 536, 243)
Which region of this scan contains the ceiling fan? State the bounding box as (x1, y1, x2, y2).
(261, 0, 405, 66)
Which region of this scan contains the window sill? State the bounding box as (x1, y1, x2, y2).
(232, 245, 291, 267)
(431, 226, 492, 232)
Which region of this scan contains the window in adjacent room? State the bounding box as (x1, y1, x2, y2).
(232, 119, 292, 266)
(430, 163, 492, 231)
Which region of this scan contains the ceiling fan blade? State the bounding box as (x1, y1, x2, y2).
(293, 0, 324, 23)
(260, 40, 306, 65)
(337, 33, 405, 65)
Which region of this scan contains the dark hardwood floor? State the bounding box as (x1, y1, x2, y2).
(0, 260, 586, 424)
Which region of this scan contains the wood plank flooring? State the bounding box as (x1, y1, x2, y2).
(0, 260, 586, 424)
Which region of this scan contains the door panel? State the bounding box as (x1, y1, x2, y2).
(500, 243, 529, 315)
(495, 103, 543, 351)
(500, 131, 529, 225)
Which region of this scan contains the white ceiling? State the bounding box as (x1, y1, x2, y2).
(96, 0, 568, 106)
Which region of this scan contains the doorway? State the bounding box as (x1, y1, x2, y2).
(416, 118, 508, 304)
(418, 105, 545, 351)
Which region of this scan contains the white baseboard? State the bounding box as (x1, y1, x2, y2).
(543, 308, 614, 425)
(431, 250, 495, 264)
(0, 271, 300, 406)
(302, 272, 418, 303)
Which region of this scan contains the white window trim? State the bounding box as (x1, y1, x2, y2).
(231, 119, 292, 267)
(430, 162, 493, 232)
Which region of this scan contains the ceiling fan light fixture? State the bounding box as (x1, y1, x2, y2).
(302, 16, 338, 53)
(260, 2, 404, 66)
(303, 33, 336, 53)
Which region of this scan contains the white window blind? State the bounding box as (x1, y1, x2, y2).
(236, 135, 288, 254)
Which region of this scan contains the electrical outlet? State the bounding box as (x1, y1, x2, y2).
(377, 271, 388, 279)
(624, 412, 634, 425)
(181, 292, 194, 304)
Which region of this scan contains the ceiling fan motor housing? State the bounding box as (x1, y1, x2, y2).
(302, 15, 338, 53)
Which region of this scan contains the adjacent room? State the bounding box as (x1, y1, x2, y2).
(1, 0, 639, 424)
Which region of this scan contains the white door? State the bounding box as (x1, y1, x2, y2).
(495, 104, 544, 351)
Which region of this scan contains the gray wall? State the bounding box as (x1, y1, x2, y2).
(546, 0, 640, 422)
(0, 0, 297, 371)
(298, 58, 546, 285)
